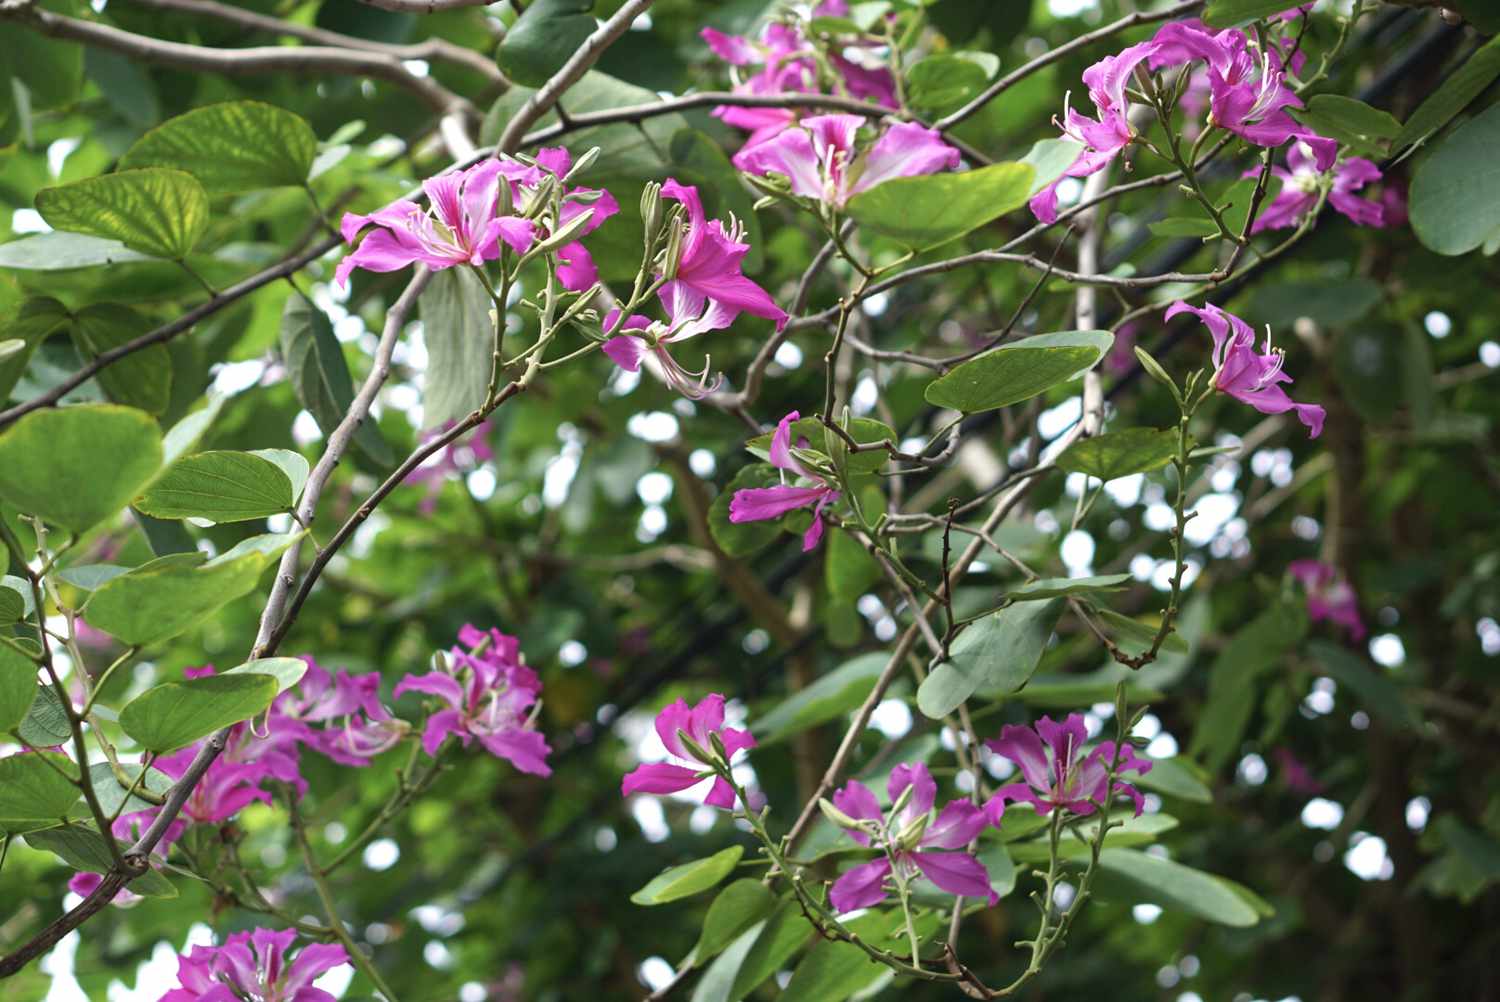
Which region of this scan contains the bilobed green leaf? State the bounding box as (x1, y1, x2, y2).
(1203, 0, 1309, 27)
(135, 450, 295, 523)
(0, 232, 154, 271)
(1393, 35, 1500, 152)
(1096, 848, 1262, 926)
(249, 449, 310, 503)
(87, 762, 173, 817)
(917, 599, 1062, 717)
(224, 657, 307, 695)
(846, 161, 1035, 250)
(56, 565, 129, 591)
(0, 404, 163, 534)
(1056, 428, 1179, 481)
(418, 267, 494, 429)
(497, 0, 597, 88)
(924, 330, 1113, 413)
(84, 532, 298, 646)
(709, 464, 782, 558)
(755, 652, 887, 745)
(1292, 95, 1400, 157)
(279, 296, 391, 464)
(693, 879, 778, 961)
(0, 752, 81, 834)
(120, 100, 317, 194)
(0, 644, 37, 733)
(18, 685, 71, 748)
(630, 846, 744, 905)
(119, 672, 280, 752)
(1190, 599, 1305, 772)
(1410, 103, 1500, 257)
(35, 168, 209, 260)
(69, 305, 173, 415)
(23, 824, 176, 897)
(1005, 573, 1132, 601)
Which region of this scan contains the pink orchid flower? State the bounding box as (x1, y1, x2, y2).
(1165, 300, 1326, 438)
(1149, 22, 1336, 169)
(335, 158, 537, 286)
(276, 657, 407, 767)
(160, 927, 349, 1002)
(660, 179, 786, 331)
(728, 410, 841, 551)
(734, 114, 960, 208)
(600, 291, 737, 399)
(827, 763, 996, 914)
(1289, 559, 1367, 640)
(393, 624, 552, 776)
(621, 693, 755, 809)
(1031, 40, 1160, 223)
(496, 147, 619, 292)
(983, 713, 1152, 822)
(1250, 141, 1393, 232)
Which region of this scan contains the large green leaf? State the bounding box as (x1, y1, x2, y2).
(0, 645, 37, 733)
(0, 232, 154, 271)
(1096, 848, 1263, 926)
(84, 532, 298, 646)
(69, 304, 173, 415)
(135, 450, 295, 523)
(18, 685, 72, 748)
(906, 53, 991, 117)
(923, 331, 1113, 413)
(1410, 102, 1500, 257)
(1392, 35, 1500, 152)
(754, 652, 886, 744)
(497, 0, 597, 88)
(708, 464, 783, 557)
(917, 599, 1062, 717)
(119, 672, 281, 752)
(693, 879, 778, 962)
(846, 161, 1034, 250)
(1134, 756, 1214, 804)
(1056, 428, 1178, 481)
(225, 657, 307, 695)
(120, 100, 318, 194)
(0, 752, 81, 834)
(1203, 0, 1310, 27)
(728, 899, 814, 1001)
(1291, 95, 1400, 158)
(418, 267, 494, 429)
(279, 296, 391, 464)
(1004, 573, 1131, 601)
(87, 762, 173, 818)
(23, 825, 176, 897)
(630, 846, 743, 905)
(0, 404, 163, 533)
(35, 168, 209, 260)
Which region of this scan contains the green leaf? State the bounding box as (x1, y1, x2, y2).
(906, 53, 990, 117)
(846, 161, 1035, 251)
(1307, 639, 1419, 728)
(224, 657, 307, 695)
(1189, 599, 1305, 772)
(279, 296, 391, 464)
(161, 396, 226, 467)
(728, 899, 814, 1000)
(0, 752, 80, 833)
(1149, 217, 1219, 239)
(0, 232, 154, 271)
(1021, 138, 1084, 196)
(1056, 428, 1179, 481)
(1096, 848, 1262, 926)
(84, 532, 298, 646)
(418, 267, 494, 429)
(56, 565, 129, 591)
(630, 846, 744, 905)
(923, 330, 1113, 413)
(0, 28, 82, 111)
(1006, 812, 1179, 861)
(1134, 756, 1214, 804)
(0, 644, 37, 733)
(0, 404, 163, 534)
(693, 879, 778, 962)
(1005, 573, 1131, 601)
(23, 825, 176, 897)
(120, 101, 317, 194)
(709, 464, 782, 557)
(0, 298, 69, 403)
(1393, 35, 1500, 152)
(35, 168, 209, 260)
(1204, 0, 1310, 28)
(249, 449, 310, 503)
(119, 672, 281, 752)
(917, 599, 1062, 717)
(497, 0, 597, 88)
(1291, 95, 1400, 157)
(135, 450, 295, 523)
(755, 652, 886, 745)
(87, 762, 173, 818)
(84, 49, 159, 127)
(1410, 102, 1500, 257)
(779, 931, 892, 1002)
(1095, 608, 1189, 657)
(1250, 277, 1382, 327)
(68, 305, 173, 416)
(0, 580, 24, 624)
(18, 685, 72, 748)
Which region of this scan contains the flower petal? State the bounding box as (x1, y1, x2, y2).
(829, 857, 892, 913)
(621, 762, 703, 797)
(911, 851, 998, 904)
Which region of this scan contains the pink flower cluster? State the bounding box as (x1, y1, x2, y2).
(1251, 140, 1401, 232)
(702, 2, 896, 155)
(394, 624, 553, 776)
(336, 148, 617, 290)
(1289, 559, 1366, 640)
(983, 713, 1152, 821)
(158, 926, 348, 1002)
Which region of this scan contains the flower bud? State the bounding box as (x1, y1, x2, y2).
(895, 811, 930, 852)
(563, 145, 600, 183)
(497, 176, 514, 219)
(528, 208, 596, 258)
(889, 782, 914, 819)
(1133, 345, 1179, 402)
(640, 181, 663, 238)
(818, 797, 860, 829)
(661, 218, 685, 281)
(675, 728, 717, 767)
(430, 650, 450, 674)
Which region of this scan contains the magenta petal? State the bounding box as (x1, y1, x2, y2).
(653, 698, 696, 760)
(621, 762, 703, 797)
(851, 122, 961, 196)
(703, 775, 738, 809)
(888, 762, 936, 823)
(603, 335, 647, 373)
(420, 709, 465, 757)
(282, 944, 350, 993)
(479, 729, 553, 777)
(728, 485, 829, 523)
(393, 671, 464, 710)
(555, 241, 599, 292)
(1112, 780, 1146, 817)
(911, 851, 998, 904)
(733, 126, 824, 200)
(832, 779, 882, 846)
(829, 857, 892, 913)
(922, 800, 987, 849)
(985, 724, 1050, 791)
